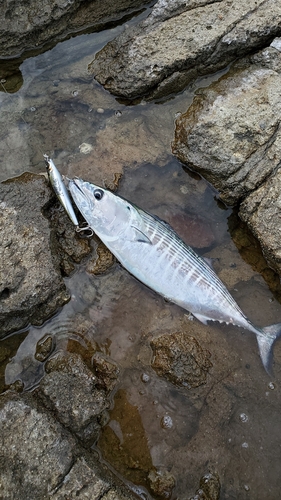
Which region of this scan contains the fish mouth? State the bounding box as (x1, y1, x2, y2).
(72, 177, 85, 195)
(69, 177, 93, 208)
(70, 178, 89, 198)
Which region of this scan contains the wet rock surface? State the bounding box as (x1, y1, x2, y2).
(0, 388, 139, 500)
(0, 173, 69, 337)
(239, 167, 281, 276)
(0, 390, 77, 499)
(0, 173, 90, 338)
(151, 331, 212, 388)
(0, 0, 150, 58)
(38, 351, 109, 444)
(89, 0, 281, 100)
(173, 41, 281, 206)
(172, 39, 281, 275)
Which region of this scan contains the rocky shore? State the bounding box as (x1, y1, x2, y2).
(1, 1, 281, 499)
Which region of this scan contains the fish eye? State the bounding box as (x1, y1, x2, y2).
(94, 189, 104, 200)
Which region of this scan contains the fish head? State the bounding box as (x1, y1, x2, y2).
(69, 178, 133, 240)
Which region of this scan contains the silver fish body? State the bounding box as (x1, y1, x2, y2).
(44, 154, 79, 226)
(69, 178, 281, 374)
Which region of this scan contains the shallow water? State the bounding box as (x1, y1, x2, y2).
(1, 4, 281, 499)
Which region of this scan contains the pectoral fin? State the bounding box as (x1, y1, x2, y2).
(131, 226, 152, 244)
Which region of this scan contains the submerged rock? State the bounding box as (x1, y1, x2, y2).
(87, 241, 116, 275)
(0, 0, 150, 57)
(189, 471, 221, 500)
(35, 334, 55, 362)
(173, 41, 281, 206)
(151, 331, 212, 388)
(148, 468, 176, 499)
(92, 352, 120, 392)
(90, 0, 281, 100)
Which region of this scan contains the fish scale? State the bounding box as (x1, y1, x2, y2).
(68, 178, 281, 374)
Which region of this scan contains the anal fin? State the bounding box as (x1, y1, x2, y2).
(192, 312, 209, 325)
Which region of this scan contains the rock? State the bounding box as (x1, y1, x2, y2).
(0, 390, 77, 499)
(239, 167, 281, 275)
(51, 456, 110, 500)
(44, 196, 91, 276)
(0, 173, 69, 338)
(38, 351, 109, 444)
(89, 0, 281, 100)
(35, 334, 55, 362)
(92, 352, 120, 392)
(189, 472, 221, 500)
(151, 331, 212, 388)
(173, 41, 281, 206)
(148, 468, 176, 499)
(0, 172, 91, 338)
(87, 241, 116, 275)
(0, 390, 140, 500)
(0, 0, 150, 57)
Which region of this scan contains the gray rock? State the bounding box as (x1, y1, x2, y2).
(173, 41, 281, 205)
(89, 0, 281, 100)
(0, 0, 150, 58)
(0, 172, 91, 338)
(0, 173, 69, 338)
(239, 167, 281, 276)
(51, 456, 110, 500)
(39, 351, 109, 444)
(0, 390, 77, 499)
(0, 390, 140, 500)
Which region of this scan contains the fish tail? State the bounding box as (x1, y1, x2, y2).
(256, 323, 281, 375)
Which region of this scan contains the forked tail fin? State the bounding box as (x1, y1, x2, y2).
(256, 323, 281, 374)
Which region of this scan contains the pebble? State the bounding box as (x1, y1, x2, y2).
(161, 415, 173, 429)
(239, 412, 249, 423)
(141, 373, 150, 383)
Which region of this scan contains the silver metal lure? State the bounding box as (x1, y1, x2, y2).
(44, 155, 93, 236)
(44, 154, 79, 226)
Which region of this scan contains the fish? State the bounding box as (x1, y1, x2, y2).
(44, 154, 79, 227)
(68, 177, 281, 374)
